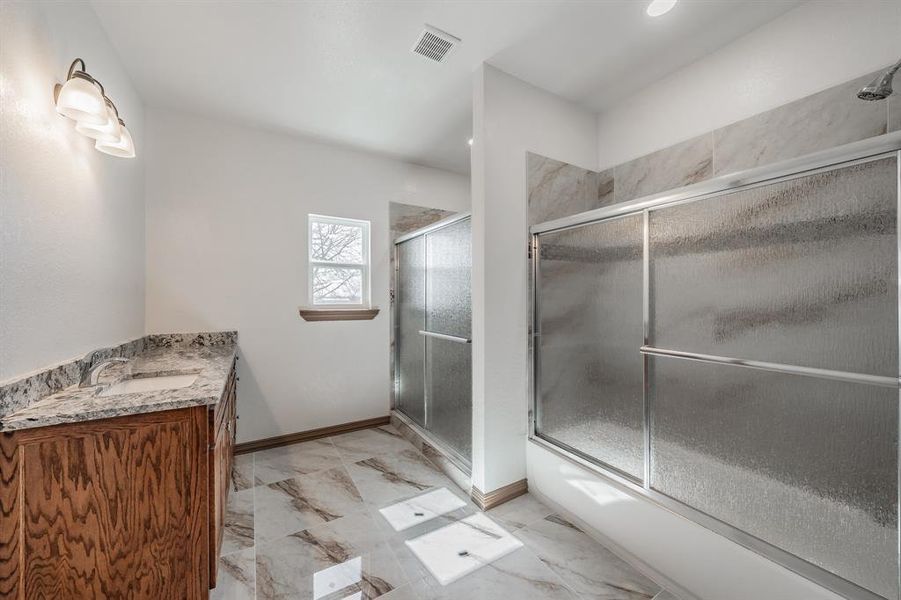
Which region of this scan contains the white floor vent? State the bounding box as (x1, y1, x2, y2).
(412, 25, 460, 63)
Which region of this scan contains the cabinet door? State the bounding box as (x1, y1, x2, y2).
(215, 418, 230, 550)
(209, 364, 236, 587)
(209, 417, 226, 586)
(1, 408, 209, 599)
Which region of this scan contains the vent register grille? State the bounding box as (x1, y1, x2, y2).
(412, 26, 460, 62)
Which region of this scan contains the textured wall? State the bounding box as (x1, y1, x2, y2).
(0, 2, 145, 380)
(144, 108, 469, 443)
(596, 0, 901, 170)
(471, 64, 598, 493)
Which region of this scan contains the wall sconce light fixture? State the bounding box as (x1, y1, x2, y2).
(55, 58, 135, 158)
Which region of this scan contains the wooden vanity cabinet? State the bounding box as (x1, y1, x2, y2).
(208, 360, 237, 586)
(0, 407, 210, 599)
(0, 357, 238, 599)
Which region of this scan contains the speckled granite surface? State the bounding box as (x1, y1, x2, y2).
(0, 332, 237, 432)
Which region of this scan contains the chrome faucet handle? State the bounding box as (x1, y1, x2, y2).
(87, 357, 129, 386)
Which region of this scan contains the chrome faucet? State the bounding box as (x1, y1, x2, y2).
(87, 357, 129, 386)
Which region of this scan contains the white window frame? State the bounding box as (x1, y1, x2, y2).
(307, 214, 371, 308)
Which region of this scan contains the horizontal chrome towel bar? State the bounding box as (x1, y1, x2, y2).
(640, 346, 899, 388)
(418, 330, 471, 344)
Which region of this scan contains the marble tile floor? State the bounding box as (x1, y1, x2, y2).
(213, 425, 679, 600)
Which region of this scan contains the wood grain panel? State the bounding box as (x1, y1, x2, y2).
(0, 432, 20, 597)
(209, 359, 236, 587)
(234, 415, 390, 455)
(13, 407, 208, 599)
(471, 479, 528, 511)
(298, 308, 380, 321)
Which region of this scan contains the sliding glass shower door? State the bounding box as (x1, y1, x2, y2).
(533, 150, 900, 600)
(535, 214, 645, 480)
(395, 215, 472, 467)
(395, 236, 427, 426)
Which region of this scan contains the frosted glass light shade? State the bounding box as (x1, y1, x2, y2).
(56, 76, 106, 125)
(75, 101, 121, 142)
(95, 121, 135, 158)
(646, 0, 677, 17)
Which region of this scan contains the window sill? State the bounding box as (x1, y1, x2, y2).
(298, 307, 380, 322)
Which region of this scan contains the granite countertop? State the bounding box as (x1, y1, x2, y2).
(0, 333, 237, 433)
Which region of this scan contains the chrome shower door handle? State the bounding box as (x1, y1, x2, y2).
(418, 330, 471, 344)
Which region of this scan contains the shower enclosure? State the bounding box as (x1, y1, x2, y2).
(530, 134, 901, 600)
(394, 213, 472, 469)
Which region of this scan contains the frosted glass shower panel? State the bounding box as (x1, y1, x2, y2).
(426, 337, 472, 461)
(426, 218, 472, 338)
(396, 237, 426, 426)
(394, 215, 473, 469)
(649, 156, 898, 376)
(649, 356, 898, 599)
(536, 215, 645, 480)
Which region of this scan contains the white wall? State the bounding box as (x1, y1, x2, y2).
(531, 2, 901, 599)
(596, 0, 901, 169)
(0, 1, 145, 380)
(470, 64, 596, 493)
(144, 108, 468, 443)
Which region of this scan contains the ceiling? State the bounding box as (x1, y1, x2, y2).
(90, 0, 800, 174)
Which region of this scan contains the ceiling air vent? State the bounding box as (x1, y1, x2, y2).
(412, 25, 460, 63)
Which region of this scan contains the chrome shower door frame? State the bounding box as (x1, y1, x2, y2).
(529, 131, 901, 600)
(394, 212, 473, 472)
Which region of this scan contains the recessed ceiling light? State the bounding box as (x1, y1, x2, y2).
(646, 0, 677, 17)
(467, 138, 473, 147)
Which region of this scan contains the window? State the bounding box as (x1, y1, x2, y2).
(308, 214, 371, 307)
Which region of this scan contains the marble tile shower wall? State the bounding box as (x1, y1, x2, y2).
(526, 157, 614, 226)
(528, 71, 900, 226)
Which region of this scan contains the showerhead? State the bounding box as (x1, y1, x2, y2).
(857, 59, 901, 101)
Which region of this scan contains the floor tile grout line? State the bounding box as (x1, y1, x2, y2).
(512, 512, 664, 600)
(509, 527, 587, 599)
(335, 424, 468, 593)
(246, 427, 606, 600)
(255, 428, 412, 591)
(490, 503, 557, 532)
(250, 452, 257, 600)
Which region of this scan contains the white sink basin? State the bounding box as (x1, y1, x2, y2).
(100, 374, 198, 397)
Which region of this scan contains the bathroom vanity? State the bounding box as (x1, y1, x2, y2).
(0, 332, 238, 598)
